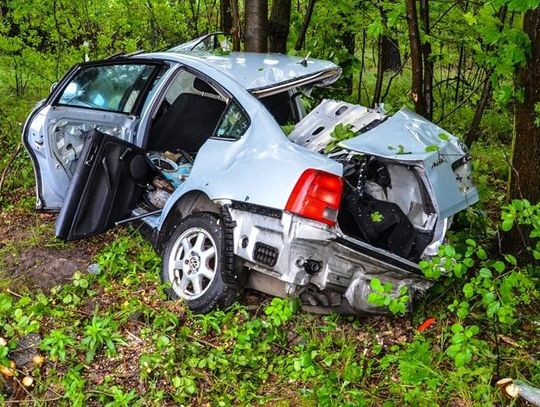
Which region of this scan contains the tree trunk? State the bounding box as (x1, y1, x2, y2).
(294, 0, 316, 51)
(464, 72, 493, 147)
(455, 44, 465, 103)
(244, 0, 268, 52)
(188, 0, 200, 37)
(221, 0, 232, 33)
(340, 29, 355, 94)
(419, 0, 433, 120)
(230, 0, 241, 51)
(269, 0, 291, 53)
(405, 0, 426, 117)
(381, 35, 401, 72)
(357, 29, 367, 104)
(372, 34, 385, 107)
(509, 7, 540, 203)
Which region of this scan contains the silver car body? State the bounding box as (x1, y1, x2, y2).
(23, 51, 478, 314)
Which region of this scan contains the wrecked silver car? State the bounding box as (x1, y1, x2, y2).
(23, 50, 478, 314)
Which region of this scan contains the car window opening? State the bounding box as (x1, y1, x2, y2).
(57, 63, 158, 114)
(141, 70, 241, 212)
(258, 88, 306, 126)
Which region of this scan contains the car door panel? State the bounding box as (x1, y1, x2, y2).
(23, 59, 165, 211)
(55, 129, 149, 241)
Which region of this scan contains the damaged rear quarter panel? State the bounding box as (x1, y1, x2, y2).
(155, 71, 342, 232)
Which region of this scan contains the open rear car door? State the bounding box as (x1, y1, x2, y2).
(55, 130, 150, 241)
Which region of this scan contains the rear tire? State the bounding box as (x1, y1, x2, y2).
(161, 212, 238, 313)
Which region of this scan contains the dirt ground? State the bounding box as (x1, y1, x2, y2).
(0, 209, 116, 291)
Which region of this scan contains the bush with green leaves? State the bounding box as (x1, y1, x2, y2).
(419, 199, 539, 369)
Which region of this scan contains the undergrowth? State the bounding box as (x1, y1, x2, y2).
(0, 210, 538, 406)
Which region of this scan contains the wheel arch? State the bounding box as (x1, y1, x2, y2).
(155, 190, 221, 253)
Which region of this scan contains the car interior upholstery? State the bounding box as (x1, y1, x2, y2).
(148, 76, 226, 153)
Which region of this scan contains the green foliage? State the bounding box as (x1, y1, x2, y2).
(370, 210, 384, 223)
(534, 103, 540, 127)
(420, 199, 539, 369)
(81, 315, 125, 363)
(41, 329, 76, 362)
(387, 144, 410, 154)
(264, 297, 299, 326)
(367, 278, 409, 315)
(325, 123, 357, 152)
(380, 337, 443, 403)
(105, 386, 140, 407)
(0, 225, 537, 405)
(1, 0, 539, 404)
(62, 368, 86, 406)
(502, 199, 540, 260)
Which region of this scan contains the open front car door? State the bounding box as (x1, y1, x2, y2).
(55, 130, 150, 241)
(23, 60, 164, 211)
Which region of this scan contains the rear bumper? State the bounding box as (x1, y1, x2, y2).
(230, 206, 431, 314)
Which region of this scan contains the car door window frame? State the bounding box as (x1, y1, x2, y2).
(141, 64, 251, 149)
(212, 100, 251, 141)
(50, 59, 167, 117)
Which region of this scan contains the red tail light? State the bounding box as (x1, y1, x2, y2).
(285, 169, 344, 226)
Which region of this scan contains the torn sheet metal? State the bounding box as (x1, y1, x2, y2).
(288, 99, 385, 153)
(340, 108, 479, 219)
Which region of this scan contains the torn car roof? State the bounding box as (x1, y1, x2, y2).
(138, 51, 341, 93)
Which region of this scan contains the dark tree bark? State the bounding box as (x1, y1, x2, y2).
(340, 29, 355, 93)
(269, 0, 291, 53)
(455, 44, 465, 103)
(188, 0, 201, 37)
(405, 0, 427, 117)
(381, 35, 401, 72)
(464, 72, 493, 147)
(244, 0, 268, 52)
(294, 0, 316, 51)
(419, 0, 433, 120)
(509, 7, 540, 203)
(373, 34, 385, 107)
(230, 0, 241, 51)
(221, 0, 232, 33)
(373, 4, 402, 106)
(357, 29, 367, 104)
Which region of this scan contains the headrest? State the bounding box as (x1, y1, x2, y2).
(193, 77, 218, 95)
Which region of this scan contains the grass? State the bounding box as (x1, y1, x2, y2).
(0, 214, 537, 405)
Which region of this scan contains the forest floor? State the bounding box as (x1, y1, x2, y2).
(0, 190, 451, 406)
(0, 135, 537, 405)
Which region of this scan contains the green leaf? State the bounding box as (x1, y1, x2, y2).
(438, 133, 450, 141)
(477, 247, 487, 260)
(370, 278, 384, 293)
(493, 261, 505, 273)
(465, 239, 477, 247)
(444, 245, 456, 257)
(370, 211, 384, 223)
(463, 283, 474, 299)
(504, 254, 517, 266)
(487, 301, 500, 318)
(465, 325, 479, 337)
(501, 219, 514, 232)
(454, 350, 470, 367)
(479, 268, 492, 279)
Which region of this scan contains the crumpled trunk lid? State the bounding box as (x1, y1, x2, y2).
(339, 108, 478, 219)
(289, 100, 478, 219)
